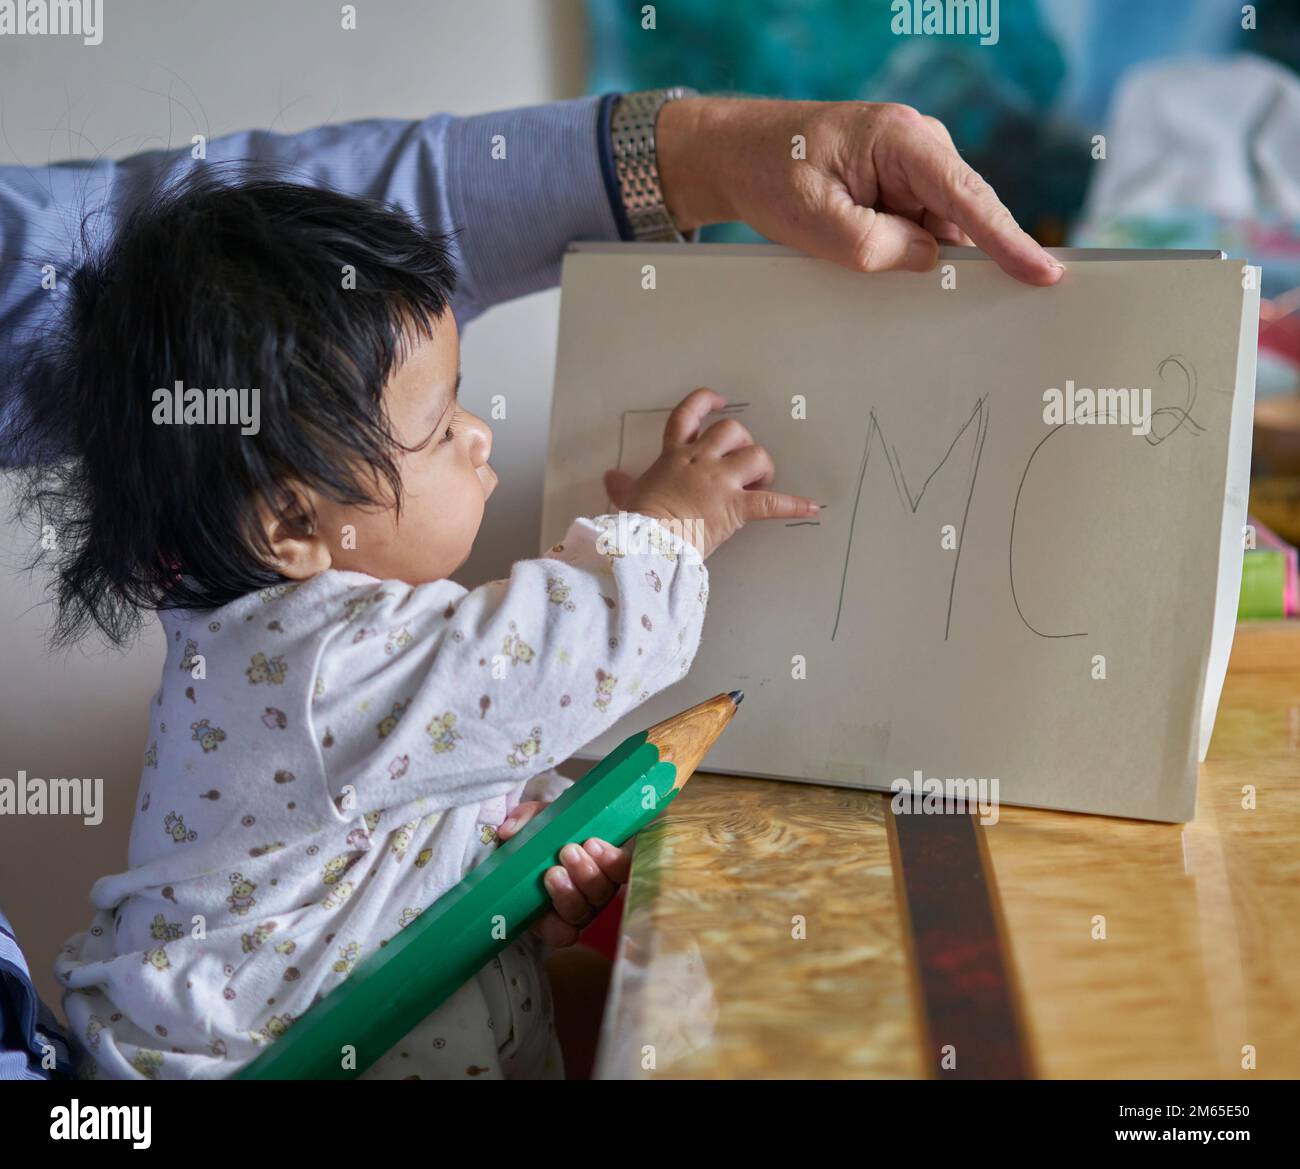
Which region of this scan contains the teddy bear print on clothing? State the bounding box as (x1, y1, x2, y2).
(377, 700, 409, 739)
(190, 719, 226, 753)
(545, 576, 576, 611)
(426, 712, 460, 754)
(55, 513, 707, 1079)
(245, 652, 287, 685)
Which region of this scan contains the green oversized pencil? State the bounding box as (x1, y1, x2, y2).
(235, 689, 742, 1080)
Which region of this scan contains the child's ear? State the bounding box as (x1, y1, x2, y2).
(261, 493, 331, 580)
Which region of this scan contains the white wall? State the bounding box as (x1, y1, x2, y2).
(0, 0, 586, 1010)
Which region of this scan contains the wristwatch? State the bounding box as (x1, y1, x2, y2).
(609, 87, 699, 243)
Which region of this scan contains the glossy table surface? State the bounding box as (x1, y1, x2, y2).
(594, 623, 1300, 1079)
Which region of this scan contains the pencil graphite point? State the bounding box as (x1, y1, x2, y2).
(729, 689, 744, 705)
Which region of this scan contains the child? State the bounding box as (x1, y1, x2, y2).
(23, 171, 818, 1079)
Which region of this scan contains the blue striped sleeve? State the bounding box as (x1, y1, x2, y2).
(0, 910, 72, 1080)
(0, 96, 625, 462)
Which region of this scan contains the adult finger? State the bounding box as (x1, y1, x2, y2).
(826, 199, 939, 274)
(921, 209, 973, 246)
(919, 118, 1001, 248)
(921, 113, 960, 155)
(914, 121, 972, 244)
(664, 387, 727, 447)
(880, 124, 1061, 285)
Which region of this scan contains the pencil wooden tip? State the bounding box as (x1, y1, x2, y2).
(645, 691, 742, 791)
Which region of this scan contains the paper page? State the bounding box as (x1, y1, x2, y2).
(543, 247, 1255, 821)
(1198, 268, 1260, 760)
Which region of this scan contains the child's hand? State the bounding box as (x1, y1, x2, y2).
(603, 387, 819, 558)
(497, 801, 632, 948)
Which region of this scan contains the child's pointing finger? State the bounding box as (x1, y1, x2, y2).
(742, 490, 820, 522)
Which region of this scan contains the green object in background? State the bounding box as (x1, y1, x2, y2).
(1238, 550, 1287, 620)
(234, 691, 741, 1080)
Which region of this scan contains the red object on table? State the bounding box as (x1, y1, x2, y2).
(579, 886, 626, 961)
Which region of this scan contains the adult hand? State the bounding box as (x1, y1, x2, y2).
(657, 97, 1063, 286)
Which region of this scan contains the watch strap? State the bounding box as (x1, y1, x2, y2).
(609, 87, 698, 243)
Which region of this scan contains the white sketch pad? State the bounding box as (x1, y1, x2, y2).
(542, 244, 1258, 821)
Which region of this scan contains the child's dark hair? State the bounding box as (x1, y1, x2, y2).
(16, 166, 457, 648)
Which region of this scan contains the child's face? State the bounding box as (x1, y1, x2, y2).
(308, 311, 497, 583)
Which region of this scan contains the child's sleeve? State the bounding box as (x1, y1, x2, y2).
(311, 513, 709, 817)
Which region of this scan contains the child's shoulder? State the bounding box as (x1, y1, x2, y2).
(158, 571, 466, 645)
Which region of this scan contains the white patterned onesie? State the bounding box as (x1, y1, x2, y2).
(56, 513, 708, 1079)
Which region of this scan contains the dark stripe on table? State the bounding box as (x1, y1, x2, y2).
(886, 802, 1034, 1079)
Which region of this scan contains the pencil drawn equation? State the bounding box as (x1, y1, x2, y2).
(1009, 354, 1203, 638)
(610, 355, 1203, 648)
(612, 397, 991, 644)
(831, 396, 990, 641)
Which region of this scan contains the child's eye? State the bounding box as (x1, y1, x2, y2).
(439, 420, 457, 445)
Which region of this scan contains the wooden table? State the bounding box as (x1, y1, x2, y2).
(594, 622, 1300, 1079)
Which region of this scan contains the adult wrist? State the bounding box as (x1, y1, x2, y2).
(656, 96, 740, 232)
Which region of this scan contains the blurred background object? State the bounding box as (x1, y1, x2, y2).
(588, 0, 1299, 261)
(588, 0, 1300, 562)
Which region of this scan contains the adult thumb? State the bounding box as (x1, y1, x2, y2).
(821, 204, 938, 274)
